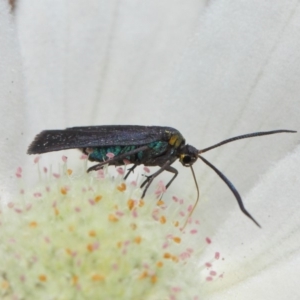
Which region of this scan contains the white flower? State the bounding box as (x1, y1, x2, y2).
(0, 162, 204, 299)
(1, 0, 299, 299)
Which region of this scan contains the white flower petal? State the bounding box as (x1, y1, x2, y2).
(200, 145, 300, 299)
(0, 1, 25, 200)
(15, 1, 206, 132)
(160, 0, 300, 236)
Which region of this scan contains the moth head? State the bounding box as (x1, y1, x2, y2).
(178, 144, 198, 167)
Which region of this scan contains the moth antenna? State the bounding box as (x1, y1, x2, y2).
(198, 155, 261, 227)
(199, 130, 296, 154)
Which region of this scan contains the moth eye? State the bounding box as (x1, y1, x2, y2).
(182, 155, 191, 164)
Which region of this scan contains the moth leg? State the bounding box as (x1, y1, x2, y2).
(87, 164, 104, 172)
(87, 145, 149, 173)
(124, 164, 137, 180)
(156, 166, 178, 199)
(150, 166, 178, 199)
(140, 174, 153, 189)
(164, 166, 178, 189)
(141, 160, 172, 199)
(140, 165, 178, 189)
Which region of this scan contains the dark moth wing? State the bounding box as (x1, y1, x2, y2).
(27, 125, 179, 154)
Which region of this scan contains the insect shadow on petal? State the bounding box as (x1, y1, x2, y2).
(27, 125, 297, 228)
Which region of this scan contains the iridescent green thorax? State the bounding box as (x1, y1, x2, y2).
(89, 145, 136, 162)
(88, 141, 169, 164)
